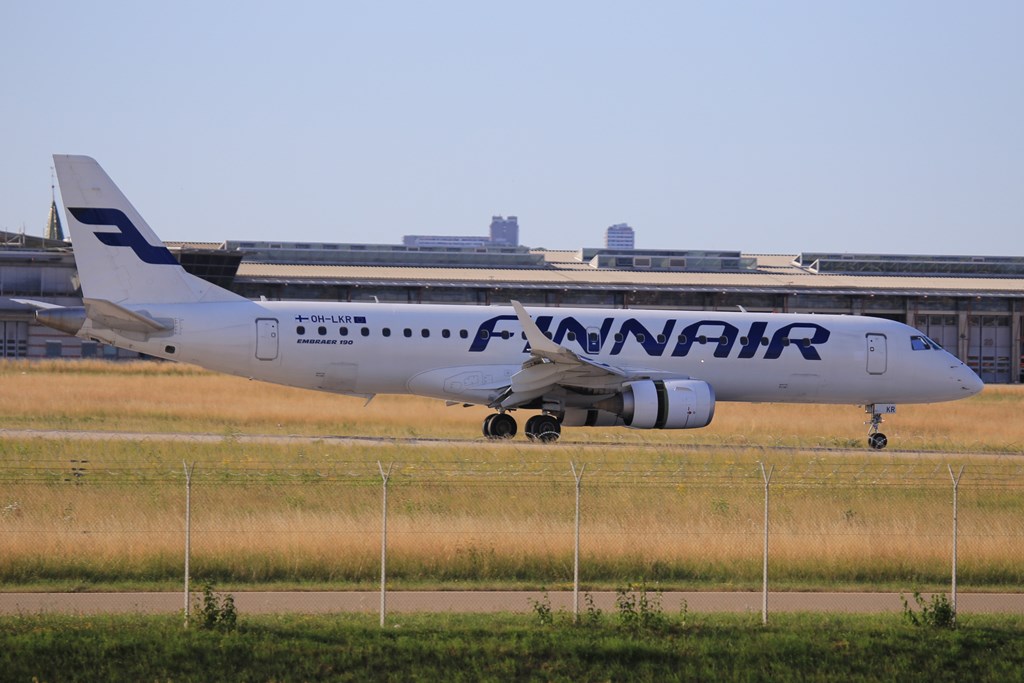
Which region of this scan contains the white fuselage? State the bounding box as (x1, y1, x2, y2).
(78, 300, 983, 407)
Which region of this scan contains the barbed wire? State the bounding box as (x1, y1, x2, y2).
(2, 459, 1024, 487)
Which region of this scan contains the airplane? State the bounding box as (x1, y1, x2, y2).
(27, 155, 984, 448)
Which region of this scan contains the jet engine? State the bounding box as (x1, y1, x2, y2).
(591, 379, 716, 429)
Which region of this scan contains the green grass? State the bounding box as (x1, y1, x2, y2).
(2, 612, 1023, 682)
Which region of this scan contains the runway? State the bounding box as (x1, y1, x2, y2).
(3, 591, 1023, 615)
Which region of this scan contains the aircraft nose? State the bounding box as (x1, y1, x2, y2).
(955, 363, 984, 397)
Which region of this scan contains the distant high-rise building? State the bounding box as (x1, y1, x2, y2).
(489, 215, 519, 246)
(605, 223, 634, 250)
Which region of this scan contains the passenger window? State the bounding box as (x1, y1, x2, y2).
(801, 338, 811, 348)
(318, 326, 327, 336)
(677, 334, 687, 344)
(361, 327, 370, 337)
(382, 328, 391, 337)
(761, 337, 769, 346)
(421, 329, 430, 338)
(656, 334, 666, 344)
(740, 336, 749, 346)
(460, 329, 468, 339)
(340, 326, 348, 336)
(442, 329, 451, 339)
(404, 328, 412, 338)
(567, 331, 576, 341)
(698, 335, 707, 344)
(479, 330, 489, 340)
(614, 333, 624, 343)
(501, 330, 511, 340)
(636, 334, 646, 343)
(296, 326, 306, 335)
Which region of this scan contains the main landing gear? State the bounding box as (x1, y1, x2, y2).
(524, 414, 561, 443)
(482, 413, 562, 443)
(482, 413, 517, 439)
(865, 404, 891, 450)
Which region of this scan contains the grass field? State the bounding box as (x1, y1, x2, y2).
(2, 612, 1024, 682)
(1, 360, 1022, 592)
(2, 359, 1023, 450)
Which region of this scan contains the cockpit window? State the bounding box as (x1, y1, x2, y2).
(910, 335, 933, 351)
(924, 335, 943, 350)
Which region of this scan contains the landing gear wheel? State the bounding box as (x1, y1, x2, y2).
(483, 413, 517, 439)
(482, 414, 497, 438)
(864, 404, 892, 450)
(525, 414, 561, 443)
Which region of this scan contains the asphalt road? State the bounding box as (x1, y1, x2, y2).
(3, 591, 1023, 615)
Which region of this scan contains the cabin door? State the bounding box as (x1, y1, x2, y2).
(866, 334, 887, 375)
(255, 319, 279, 360)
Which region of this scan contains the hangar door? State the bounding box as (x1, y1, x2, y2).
(866, 334, 887, 375)
(255, 319, 279, 361)
(967, 315, 1011, 383)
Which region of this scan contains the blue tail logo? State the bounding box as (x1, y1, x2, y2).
(68, 207, 178, 265)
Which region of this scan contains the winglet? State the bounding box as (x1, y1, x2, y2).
(511, 300, 561, 355)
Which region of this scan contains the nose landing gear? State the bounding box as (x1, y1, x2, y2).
(864, 404, 894, 450)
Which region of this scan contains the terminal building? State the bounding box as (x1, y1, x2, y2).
(1, 228, 1022, 384)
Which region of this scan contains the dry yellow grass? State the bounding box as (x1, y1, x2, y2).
(1, 359, 1022, 590)
(1, 359, 1022, 450)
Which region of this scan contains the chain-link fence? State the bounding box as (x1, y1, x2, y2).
(2, 457, 1023, 622)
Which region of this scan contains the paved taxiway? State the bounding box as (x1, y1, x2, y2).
(0, 428, 965, 459)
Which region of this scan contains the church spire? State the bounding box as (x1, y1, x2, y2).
(45, 167, 65, 241)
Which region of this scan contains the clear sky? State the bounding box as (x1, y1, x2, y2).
(2, 1, 1022, 255)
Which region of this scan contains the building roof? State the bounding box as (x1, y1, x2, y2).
(235, 257, 1024, 297)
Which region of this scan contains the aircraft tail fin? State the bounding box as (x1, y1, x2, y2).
(53, 155, 245, 305)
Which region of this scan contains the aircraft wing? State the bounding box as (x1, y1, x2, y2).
(492, 301, 640, 409)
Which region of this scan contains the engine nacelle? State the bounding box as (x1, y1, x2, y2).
(560, 408, 624, 427)
(619, 379, 716, 429)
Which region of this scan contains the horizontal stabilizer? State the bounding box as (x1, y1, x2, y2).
(10, 298, 64, 310)
(83, 298, 172, 333)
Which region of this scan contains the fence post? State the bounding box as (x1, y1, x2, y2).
(760, 462, 774, 625)
(378, 461, 393, 628)
(948, 464, 965, 626)
(183, 461, 195, 629)
(570, 461, 586, 623)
